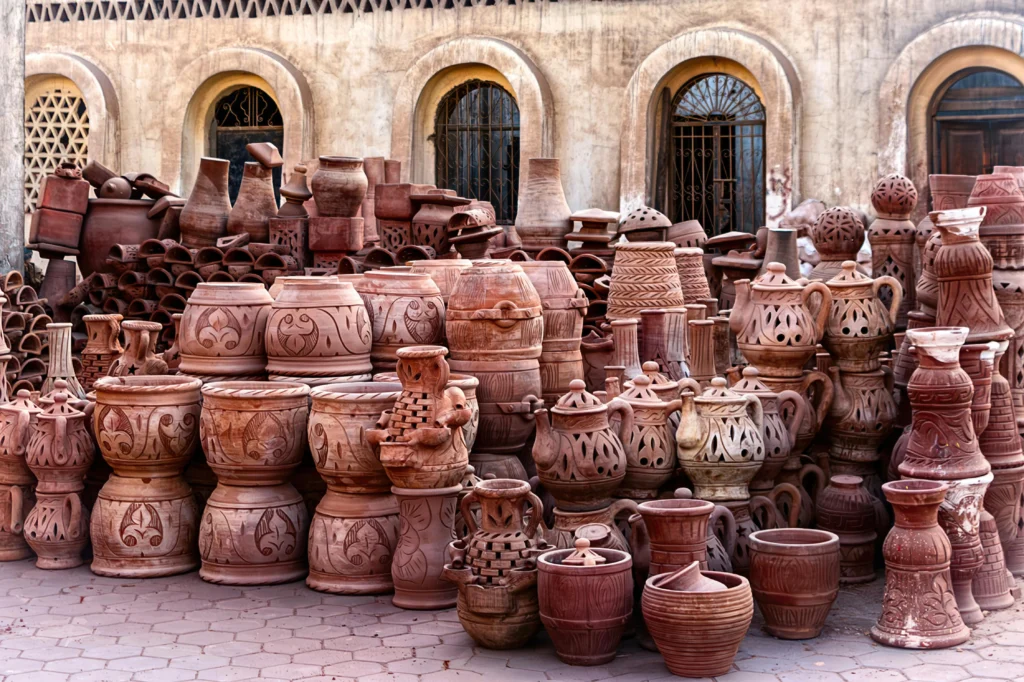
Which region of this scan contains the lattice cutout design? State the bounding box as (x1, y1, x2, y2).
(23, 86, 89, 212)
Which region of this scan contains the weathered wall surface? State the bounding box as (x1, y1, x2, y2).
(2, 0, 25, 272)
(22, 0, 1024, 221)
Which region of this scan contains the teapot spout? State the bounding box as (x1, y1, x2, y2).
(531, 408, 557, 469)
(675, 392, 706, 453)
(828, 366, 850, 419)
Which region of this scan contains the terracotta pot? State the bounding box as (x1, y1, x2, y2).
(80, 314, 123, 392)
(307, 490, 399, 594)
(642, 565, 753, 677)
(265, 277, 372, 380)
(199, 382, 309, 485)
(391, 484, 460, 610)
(179, 283, 274, 377)
(871, 479, 970, 649)
(39, 323, 85, 399)
(930, 174, 977, 211)
(0, 484, 34, 560)
(823, 262, 901, 372)
(375, 371, 480, 453)
(108, 320, 168, 377)
(227, 162, 278, 242)
(179, 158, 231, 248)
(969, 172, 1024, 236)
(748, 528, 840, 639)
(985, 464, 1024, 573)
(80, 199, 162, 276)
(361, 156, 385, 243)
(540, 499, 638, 552)
(938, 473, 993, 625)
(810, 207, 865, 281)
(827, 367, 898, 485)
(673, 247, 711, 303)
(641, 309, 688, 381)
(580, 330, 613, 393)
(815, 475, 877, 584)
(311, 156, 368, 218)
(607, 242, 685, 321)
(514, 158, 572, 253)
(971, 510, 1015, 610)
(618, 375, 682, 499)
(634, 498, 714, 574)
(991, 269, 1024, 426)
(538, 541, 633, 665)
(960, 342, 997, 436)
(354, 271, 444, 372)
(0, 390, 40, 561)
(407, 259, 473, 306)
(610, 318, 643, 381)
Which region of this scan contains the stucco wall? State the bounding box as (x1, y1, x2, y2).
(23, 0, 1024, 223)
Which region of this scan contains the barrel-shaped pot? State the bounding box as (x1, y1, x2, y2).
(748, 528, 841, 639)
(538, 546, 633, 666)
(636, 498, 714, 575)
(179, 283, 273, 377)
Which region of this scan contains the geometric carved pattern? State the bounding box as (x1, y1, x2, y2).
(23, 82, 89, 212)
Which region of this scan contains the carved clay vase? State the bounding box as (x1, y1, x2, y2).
(641, 309, 689, 381)
(676, 378, 765, 501)
(687, 319, 717, 387)
(607, 242, 686, 321)
(519, 261, 588, 406)
(355, 271, 444, 372)
(810, 206, 865, 281)
(937, 473, 993, 626)
(633, 497, 714, 574)
(533, 380, 632, 511)
(446, 261, 544, 455)
(179, 283, 274, 379)
(81, 314, 123, 392)
(90, 375, 202, 577)
(960, 342, 997, 437)
(618, 375, 682, 499)
(108, 320, 168, 378)
(823, 262, 901, 372)
(514, 158, 573, 253)
(367, 346, 470, 489)
(227, 162, 278, 242)
(537, 539, 633, 665)
(307, 490, 399, 595)
(871, 479, 970, 649)
(442, 479, 545, 649)
(0, 391, 42, 561)
(179, 157, 231, 248)
(610, 318, 643, 381)
(266, 277, 373, 381)
(815, 475, 878, 584)
(827, 367, 898, 489)
(24, 384, 94, 569)
(392, 484, 461, 609)
(642, 564, 753, 678)
(971, 510, 1015, 611)
(311, 156, 368, 218)
(730, 263, 832, 378)
(40, 323, 86, 399)
(868, 173, 918, 326)
(580, 330, 614, 393)
(748, 528, 840, 639)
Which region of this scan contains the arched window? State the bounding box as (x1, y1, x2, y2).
(930, 68, 1024, 177)
(24, 76, 89, 212)
(433, 79, 520, 224)
(659, 73, 765, 235)
(212, 86, 284, 202)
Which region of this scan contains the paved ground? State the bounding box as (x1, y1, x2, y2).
(0, 560, 1021, 682)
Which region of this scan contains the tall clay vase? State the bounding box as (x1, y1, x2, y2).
(180, 157, 232, 248)
(179, 283, 274, 379)
(634, 498, 714, 574)
(872, 480, 970, 649)
(869, 173, 918, 327)
(108, 320, 168, 377)
(757, 228, 801, 278)
(81, 314, 123, 392)
(311, 156, 368, 218)
(642, 563, 754, 677)
(392, 484, 461, 610)
(748, 528, 841, 639)
(938, 473, 993, 626)
(227, 162, 278, 242)
(815, 475, 878, 584)
(514, 158, 573, 253)
(90, 376, 202, 578)
(538, 540, 633, 666)
(610, 318, 643, 381)
(41, 323, 86, 399)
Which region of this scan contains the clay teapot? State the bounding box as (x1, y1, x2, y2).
(617, 374, 683, 500)
(730, 262, 832, 378)
(823, 261, 902, 372)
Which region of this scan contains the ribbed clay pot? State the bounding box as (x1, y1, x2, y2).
(815, 475, 877, 584)
(179, 283, 274, 378)
(634, 498, 714, 575)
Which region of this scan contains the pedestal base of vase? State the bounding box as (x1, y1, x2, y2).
(307, 491, 399, 595)
(938, 473, 992, 627)
(972, 511, 1015, 611)
(391, 485, 460, 610)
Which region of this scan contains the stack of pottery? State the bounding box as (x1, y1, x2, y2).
(375, 182, 437, 253)
(632, 497, 714, 575)
(265, 277, 373, 385)
(567, 209, 617, 262)
(23, 382, 94, 569)
(29, 162, 90, 307)
(815, 475, 878, 583)
(868, 173, 918, 327)
(606, 242, 686, 321)
(443, 479, 547, 649)
(90, 375, 202, 577)
(972, 510, 1016, 610)
(179, 283, 274, 382)
(198, 381, 311, 584)
(810, 207, 865, 281)
(270, 164, 313, 268)
(309, 156, 367, 265)
(355, 271, 444, 373)
(918, 175, 976, 291)
(366, 345, 470, 609)
(514, 158, 573, 254)
(410, 191, 471, 255)
(80, 314, 123, 391)
(0, 392, 42, 561)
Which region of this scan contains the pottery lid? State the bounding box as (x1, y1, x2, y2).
(571, 208, 619, 224)
(38, 382, 82, 419)
(751, 262, 803, 290)
(695, 377, 746, 405)
(618, 206, 672, 233)
(711, 253, 761, 270)
(636, 361, 677, 391)
(561, 538, 607, 566)
(729, 367, 774, 396)
(0, 389, 42, 417)
(552, 380, 607, 416)
(649, 561, 726, 593)
(825, 261, 874, 289)
(705, 230, 756, 251)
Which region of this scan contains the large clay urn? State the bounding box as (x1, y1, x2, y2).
(307, 491, 399, 595)
(810, 206, 865, 282)
(532, 380, 632, 511)
(633, 497, 714, 574)
(748, 528, 841, 639)
(179, 157, 231, 248)
(108, 320, 168, 377)
(607, 242, 686, 321)
(179, 283, 274, 379)
(823, 262, 902, 372)
(617, 374, 682, 499)
(514, 158, 573, 253)
(391, 484, 461, 610)
(90, 376, 201, 577)
(730, 262, 832, 378)
(815, 475, 878, 584)
(537, 539, 633, 665)
(676, 378, 765, 502)
(227, 162, 278, 242)
(355, 271, 445, 372)
(871, 480, 970, 649)
(442, 479, 546, 649)
(311, 156, 368, 218)
(266, 277, 373, 381)
(408, 259, 473, 306)
(868, 173, 918, 326)
(827, 367, 898, 489)
(0, 391, 42, 561)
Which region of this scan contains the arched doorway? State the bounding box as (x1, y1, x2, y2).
(24, 76, 89, 212)
(930, 68, 1024, 176)
(659, 73, 765, 236)
(432, 79, 520, 224)
(211, 85, 284, 202)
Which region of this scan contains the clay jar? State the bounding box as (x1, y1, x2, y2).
(827, 367, 898, 486)
(606, 242, 686, 321)
(227, 162, 278, 242)
(815, 475, 878, 584)
(179, 283, 274, 378)
(730, 263, 832, 378)
(634, 497, 714, 574)
(823, 262, 901, 372)
(810, 206, 865, 281)
(311, 156, 368, 218)
(90, 375, 202, 577)
(617, 374, 682, 499)
(748, 528, 840, 639)
(532, 380, 632, 511)
(265, 277, 373, 380)
(872, 480, 970, 649)
(307, 491, 399, 595)
(355, 271, 444, 372)
(514, 158, 573, 253)
(80, 314, 123, 391)
(0, 392, 42, 561)
(869, 174, 918, 326)
(538, 540, 633, 665)
(676, 378, 765, 502)
(179, 157, 231, 248)
(391, 484, 461, 610)
(407, 259, 473, 306)
(109, 320, 168, 377)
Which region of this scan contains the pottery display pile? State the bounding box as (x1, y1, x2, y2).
(0, 273, 67, 397)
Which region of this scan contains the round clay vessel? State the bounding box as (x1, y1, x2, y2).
(307, 490, 399, 594)
(391, 484, 461, 610)
(635, 498, 714, 574)
(311, 156, 368, 218)
(606, 242, 685, 321)
(355, 271, 444, 371)
(179, 283, 274, 377)
(748, 528, 841, 639)
(815, 475, 877, 584)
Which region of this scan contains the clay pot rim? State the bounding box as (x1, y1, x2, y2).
(447, 373, 479, 390)
(310, 381, 402, 400)
(472, 478, 531, 498)
(121, 319, 162, 331)
(881, 478, 949, 503)
(749, 528, 839, 554)
(612, 241, 676, 253)
(202, 381, 311, 400)
(637, 498, 715, 516)
(318, 155, 363, 165)
(645, 569, 748, 595)
(391, 484, 463, 497)
(94, 375, 203, 394)
(828, 474, 865, 489)
(537, 546, 632, 572)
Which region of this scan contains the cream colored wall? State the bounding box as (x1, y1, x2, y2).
(23, 0, 1024, 222)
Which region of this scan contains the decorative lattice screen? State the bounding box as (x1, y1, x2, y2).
(24, 80, 90, 213)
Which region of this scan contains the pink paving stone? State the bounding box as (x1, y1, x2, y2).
(133, 668, 198, 682)
(105, 655, 170, 672)
(352, 622, 409, 638)
(67, 671, 133, 682)
(262, 637, 322, 655)
(207, 619, 265, 633)
(263, 663, 322, 678)
(322, 660, 385, 677)
(233, 626, 293, 643)
(167, 654, 231, 671)
(353, 646, 414, 663)
(195, 665, 264, 682)
(293, 649, 354, 665)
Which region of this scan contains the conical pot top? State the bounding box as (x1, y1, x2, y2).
(649, 561, 726, 592)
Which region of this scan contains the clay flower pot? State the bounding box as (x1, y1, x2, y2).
(311, 156, 368, 218)
(179, 283, 274, 379)
(307, 490, 399, 595)
(815, 475, 878, 584)
(748, 528, 840, 639)
(179, 157, 231, 248)
(674, 246, 712, 302)
(391, 484, 461, 610)
(634, 498, 714, 574)
(355, 271, 445, 372)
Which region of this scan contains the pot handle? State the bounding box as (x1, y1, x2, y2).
(14, 406, 32, 457)
(8, 486, 23, 535)
(710, 504, 737, 558)
(743, 393, 764, 435)
(801, 370, 834, 429)
(64, 492, 83, 539)
(802, 281, 833, 343)
(523, 490, 545, 540)
(607, 397, 635, 446)
(777, 390, 808, 449)
(881, 364, 895, 393)
(873, 275, 904, 326)
(677, 378, 702, 397)
(458, 488, 480, 537)
(768, 482, 803, 528)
